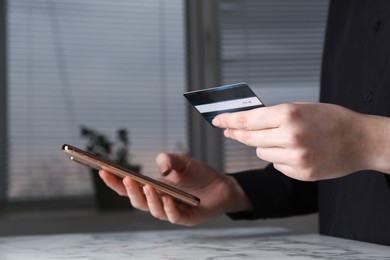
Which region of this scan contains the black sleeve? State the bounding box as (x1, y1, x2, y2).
(227, 164, 318, 220)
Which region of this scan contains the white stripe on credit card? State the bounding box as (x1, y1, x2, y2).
(195, 97, 263, 113)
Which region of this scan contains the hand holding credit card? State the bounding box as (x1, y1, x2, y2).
(183, 82, 264, 126)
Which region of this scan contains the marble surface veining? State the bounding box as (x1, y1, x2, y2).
(0, 227, 389, 259)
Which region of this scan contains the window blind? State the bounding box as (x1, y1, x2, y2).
(7, 0, 187, 201)
(218, 0, 329, 173)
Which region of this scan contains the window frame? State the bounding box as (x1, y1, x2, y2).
(0, 0, 223, 206)
(186, 0, 223, 172)
(0, 0, 7, 204)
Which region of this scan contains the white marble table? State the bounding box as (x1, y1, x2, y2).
(0, 227, 389, 259)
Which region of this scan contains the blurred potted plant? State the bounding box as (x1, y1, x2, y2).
(80, 125, 141, 210)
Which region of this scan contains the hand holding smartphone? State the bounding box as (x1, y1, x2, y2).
(63, 83, 260, 209)
(62, 144, 200, 207)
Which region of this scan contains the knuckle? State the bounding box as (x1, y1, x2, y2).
(240, 131, 253, 144)
(287, 131, 303, 146)
(292, 149, 310, 166)
(237, 114, 248, 129)
(290, 151, 319, 181)
(222, 116, 229, 127)
(281, 103, 301, 123)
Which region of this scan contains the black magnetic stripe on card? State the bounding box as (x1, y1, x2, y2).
(183, 83, 256, 106)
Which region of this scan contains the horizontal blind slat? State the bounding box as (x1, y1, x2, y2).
(7, 0, 187, 201)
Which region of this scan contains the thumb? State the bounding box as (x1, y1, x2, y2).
(155, 152, 191, 176)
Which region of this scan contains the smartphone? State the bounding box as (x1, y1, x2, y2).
(62, 144, 200, 207)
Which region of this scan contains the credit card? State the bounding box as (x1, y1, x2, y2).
(183, 82, 265, 126)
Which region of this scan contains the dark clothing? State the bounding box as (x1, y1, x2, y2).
(230, 0, 390, 246)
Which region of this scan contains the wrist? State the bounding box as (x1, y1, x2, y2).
(361, 115, 390, 174)
(223, 175, 253, 213)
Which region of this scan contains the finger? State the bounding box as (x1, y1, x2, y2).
(256, 147, 291, 164)
(123, 177, 149, 211)
(99, 170, 127, 196)
(162, 195, 183, 225)
(155, 152, 191, 176)
(225, 128, 286, 148)
(144, 185, 167, 221)
(213, 105, 282, 130)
